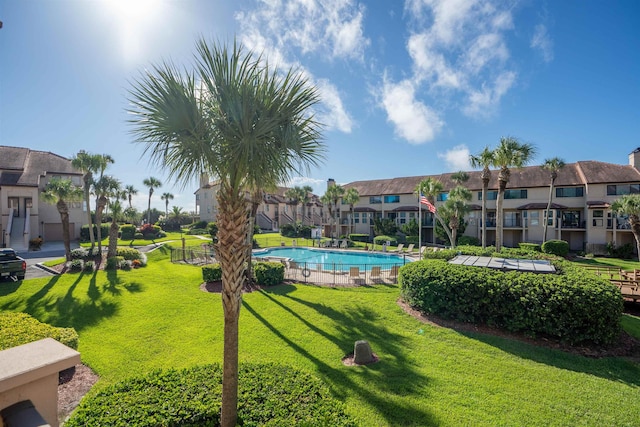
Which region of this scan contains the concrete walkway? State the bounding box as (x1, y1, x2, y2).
(449, 255, 556, 273)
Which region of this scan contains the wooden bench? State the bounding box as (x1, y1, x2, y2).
(609, 279, 640, 302)
(582, 265, 622, 279)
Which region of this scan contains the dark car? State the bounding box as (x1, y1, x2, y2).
(0, 248, 27, 281)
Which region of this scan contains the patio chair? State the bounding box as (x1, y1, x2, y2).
(349, 267, 363, 284)
(405, 243, 414, 253)
(288, 260, 300, 278)
(388, 265, 400, 281)
(391, 243, 404, 253)
(370, 266, 382, 283)
(340, 240, 348, 249)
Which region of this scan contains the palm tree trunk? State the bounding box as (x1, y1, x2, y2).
(58, 201, 72, 262)
(84, 177, 95, 250)
(216, 185, 250, 427)
(632, 219, 640, 262)
(96, 196, 107, 255)
(496, 180, 506, 251)
(481, 182, 488, 249)
(245, 199, 260, 283)
(108, 220, 118, 258)
(543, 178, 555, 243)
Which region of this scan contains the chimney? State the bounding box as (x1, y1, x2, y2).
(629, 148, 640, 170)
(327, 178, 335, 189)
(199, 173, 210, 188)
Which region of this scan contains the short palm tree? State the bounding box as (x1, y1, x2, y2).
(143, 177, 162, 224)
(321, 184, 345, 239)
(127, 39, 324, 427)
(71, 150, 103, 250)
(343, 187, 360, 236)
(161, 192, 174, 217)
(492, 137, 536, 251)
(470, 146, 495, 249)
(541, 157, 565, 243)
(41, 177, 83, 261)
(611, 194, 640, 262)
(93, 176, 121, 254)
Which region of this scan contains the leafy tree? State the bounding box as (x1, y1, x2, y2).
(161, 192, 174, 217)
(71, 150, 103, 250)
(541, 157, 565, 243)
(140, 208, 162, 225)
(321, 184, 344, 239)
(41, 177, 83, 261)
(143, 177, 162, 224)
(127, 39, 323, 427)
(123, 206, 140, 224)
(373, 217, 397, 236)
(343, 187, 360, 236)
(470, 146, 495, 249)
(611, 194, 640, 262)
(401, 218, 419, 236)
(492, 137, 536, 251)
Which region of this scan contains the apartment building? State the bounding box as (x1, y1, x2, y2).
(339, 149, 640, 252)
(0, 146, 84, 250)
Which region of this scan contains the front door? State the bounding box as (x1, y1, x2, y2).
(8, 197, 19, 217)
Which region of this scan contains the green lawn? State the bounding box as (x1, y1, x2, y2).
(2, 247, 639, 426)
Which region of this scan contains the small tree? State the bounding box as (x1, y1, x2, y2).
(41, 177, 83, 261)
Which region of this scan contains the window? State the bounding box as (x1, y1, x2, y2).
(384, 195, 400, 203)
(477, 191, 498, 200)
(504, 212, 520, 227)
(556, 187, 584, 197)
(354, 212, 360, 224)
(592, 210, 603, 227)
(264, 205, 269, 212)
(504, 189, 527, 199)
(530, 211, 539, 226)
(409, 212, 415, 219)
(437, 193, 448, 201)
(370, 196, 382, 204)
(544, 209, 555, 226)
(399, 212, 406, 224)
(607, 184, 640, 196)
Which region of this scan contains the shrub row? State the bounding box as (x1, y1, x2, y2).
(348, 233, 369, 243)
(66, 363, 355, 427)
(202, 262, 284, 287)
(399, 259, 623, 345)
(0, 312, 78, 350)
(541, 239, 569, 256)
(373, 235, 398, 246)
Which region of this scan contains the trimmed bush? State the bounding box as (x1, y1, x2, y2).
(116, 247, 143, 261)
(80, 223, 110, 242)
(519, 242, 541, 252)
(190, 220, 208, 230)
(348, 233, 370, 243)
(66, 363, 355, 427)
(187, 228, 208, 235)
(140, 224, 161, 239)
(254, 262, 285, 286)
(399, 259, 623, 345)
(405, 235, 419, 245)
(70, 247, 89, 260)
(203, 264, 222, 282)
(541, 239, 569, 257)
(207, 222, 218, 240)
(83, 260, 95, 273)
(134, 232, 144, 239)
(374, 235, 398, 246)
(105, 256, 124, 270)
(67, 259, 84, 273)
(120, 224, 136, 240)
(457, 235, 480, 246)
(0, 312, 78, 350)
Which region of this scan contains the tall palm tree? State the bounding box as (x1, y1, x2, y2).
(541, 157, 566, 243)
(299, 185, 313, 225)
(284, 186, 305, 224)
(321, 184, 345, 239)
(71, 150, 102, 250)
(107, 199, 123, 259)
(342, 187, 360, 236)
(611, 194, 640, 262)
(492, 137, 536, 251)
(415, 177, 453, 246)
(143, 177, 162, 224)
(41, 177, 83, 261)
(124, 185, 138, 208)
(93, 176, 121, 255)
(161, 192, 174, 217)
(470, 146, 495, 249)
(127, 39, 324, 427)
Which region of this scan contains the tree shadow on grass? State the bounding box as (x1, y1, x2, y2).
(0, 279, 23, 296)
(244, 289, 437, 426)
(454, 323, 640, 387)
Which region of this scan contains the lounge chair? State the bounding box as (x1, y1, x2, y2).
(288, 260, 300, 278)
(388, 265, 400, 281)
(340, 240, 348, 249)
(370, 266, 382, 283)
(391, 243, 404, 253)
(349, 266, 363, 284)
(405, 243, 414, 253)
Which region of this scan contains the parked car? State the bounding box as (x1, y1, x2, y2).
(0, 248, 26, 281)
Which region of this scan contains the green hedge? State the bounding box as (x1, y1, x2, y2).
(66, 363, 355, 427)
(0, 312, 78, 350)
(348, 233, 370, 243)
(542, 239, 569, 256)
(519, 242, 541, 252)
(373, 235, 398, 246)
(399, 259, 623, 345)
(405, 235, 419, 245)
(120, 224, 136, 240)
(203, 264, 222, 282)
(80, 223, 110, 242)
(254, 262, 285, 286)
(116, 247, 143, 261)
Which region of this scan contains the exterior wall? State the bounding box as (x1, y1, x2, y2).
(195, 186, 219, 223)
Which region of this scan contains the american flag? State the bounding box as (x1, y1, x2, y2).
(419, 193, 437, 213)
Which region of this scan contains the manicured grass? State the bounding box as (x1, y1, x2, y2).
(79, 231, 210, 248)
(2, 249, 639, 425)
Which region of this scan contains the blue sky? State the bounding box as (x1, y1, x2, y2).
(1, 0, 639, 214)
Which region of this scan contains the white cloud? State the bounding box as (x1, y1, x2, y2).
(286, 176, 327, 196)
(438, 145, 471, 171)
(531, 24, 554, 63)
(380, 78, 443, 144)
(315, 79, 354, 132)
(400, 0, 520, 122)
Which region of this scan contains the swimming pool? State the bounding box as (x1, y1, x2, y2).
(253, 247, 409, 272)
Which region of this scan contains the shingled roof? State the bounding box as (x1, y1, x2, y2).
(0, 146, 81, 187)
(343, 161, 640, 195)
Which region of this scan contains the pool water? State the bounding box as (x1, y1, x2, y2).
(253, 247, 408, 271)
